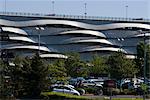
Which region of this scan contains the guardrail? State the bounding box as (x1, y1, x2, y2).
(0, 12, 150, 22)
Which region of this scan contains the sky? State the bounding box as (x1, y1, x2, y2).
(0, 0, 149, 19)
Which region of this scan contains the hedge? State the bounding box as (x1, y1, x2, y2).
(41, 92, 92, 100)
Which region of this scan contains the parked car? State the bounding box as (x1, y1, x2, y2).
(88, 78, 104, 85)
(103, 80, 119, 95)
(82, 80, 103, 88)
(82, 80, 103, 95)
(69, 77, 85, 86)
(51, 84, 75, 88)
(51, 85, 80, 96)
(69, 78, 78, 86)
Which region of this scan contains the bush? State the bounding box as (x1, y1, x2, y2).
(121, 89, 136, 95)
(146, 94, 150, 99)
(112, 88, 120, 95)
(84, 87, 96, 94)
(103, 88, 120, 95)
(41, 92, 92, 100)
(83, 86, 103, 95)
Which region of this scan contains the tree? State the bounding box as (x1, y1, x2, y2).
(48, 59, 67, 83)
(64, 52, 88, 77)
(89, 55, 107, 77)
(0, 59, 7, 97)
(9, 54, 49, 98)
(146, 49, 150, 78)
(12, 56, 31, 98)
(107, 52, 137, 80)
(25, 54, 49, 98)
(135, 42, 150, 77)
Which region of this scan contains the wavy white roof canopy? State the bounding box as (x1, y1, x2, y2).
(0, 19, 150, 30)
(6, 45, 51, 52)
(2, 27, 28, 35)
(9, 36, 36, 43)
(40, 53, 68, 59)
(64, 39, 113, 45)
(81, 47, 127, 53)
(59, 30, 106, 38)
(135, 33, 150, 37)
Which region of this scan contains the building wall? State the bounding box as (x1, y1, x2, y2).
(0, 14, 150, 60)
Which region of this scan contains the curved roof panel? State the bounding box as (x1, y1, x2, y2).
(135, 33, 150, 37)
(64, 39, 113, 45)
(59, 30, 106, 38)
(0, 19, 150, 30)
(40, 53, 68, 59)
(9, 36, 36, 43)
(81, 47, 127, 53)
(6, 45, 51, 52)
(2, 27, 28, 35)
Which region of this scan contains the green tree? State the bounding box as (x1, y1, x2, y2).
(10, 54, 49, 98)
(135, 42, 150, 77)
(48, 59, 67, 83)
(107, 52, 137, 80)
(25, 54, 49, 98)
(64, 52, 88, 77)
(135, 42, 145, 77)
(0, 59, 7, 97)
(12, 56, 31, 97)
(146, 49, 150, 78)
(89, 55, 107, 77)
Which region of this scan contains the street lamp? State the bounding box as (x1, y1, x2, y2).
(84, 3, 87, 17)
(52, 1, 55, 14)
(35, 27, 45, 55)
(4, 0, 7, 13)
(125, 5, 128, 20)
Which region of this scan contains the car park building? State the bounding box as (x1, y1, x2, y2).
(0, 12, 150, 60)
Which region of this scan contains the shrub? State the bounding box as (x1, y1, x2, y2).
(103, 88, 120, 95)
(121, 89, 136, 95)
(41, 92, 92, 100)
(84, 87, 96, 94)
(146, 94, 150, 99)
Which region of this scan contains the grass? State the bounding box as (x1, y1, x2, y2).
(41, 92, 92, 100)
(104, 98, 143, 100)
(41, 92, 143, 100)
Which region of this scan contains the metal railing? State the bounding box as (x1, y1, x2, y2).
(0, 12, 150, 23)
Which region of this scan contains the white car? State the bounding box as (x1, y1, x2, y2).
(51, 84, 75, 88)
(83, 80, 103, 88)
(89, 79, 104, 85)
(52, 85, 80, 96)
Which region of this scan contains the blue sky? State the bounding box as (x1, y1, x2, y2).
(0, 0, 149, 19)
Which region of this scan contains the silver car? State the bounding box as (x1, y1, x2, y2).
(52, 85, 80, 96)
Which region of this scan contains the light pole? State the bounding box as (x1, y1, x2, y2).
(4, 0, 6, 13)
(125, 5, 128, 20)
(117, 38, 125, 52)
(35, 27, 44, 55)
(84, 3, 87, 17)
(52, 1, 55, 15)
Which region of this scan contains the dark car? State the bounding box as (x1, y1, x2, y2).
(103, 80, 119, 95)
